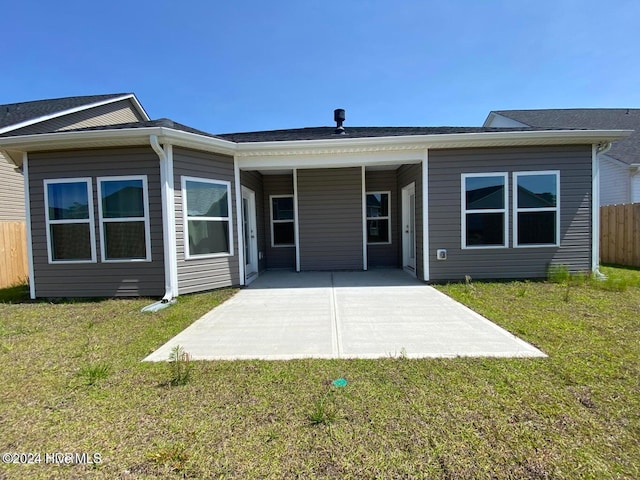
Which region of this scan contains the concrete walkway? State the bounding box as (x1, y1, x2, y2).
(144, 270, 546, 361)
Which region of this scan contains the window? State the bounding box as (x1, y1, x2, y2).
(270, 195, 295, 247)
(44, 178, 96, 263)
(462, 173, 508, 248)
(183, 177, 233, 258)
(366, 192, 391, 244)
(514, 171, 560, 247)
(97, 176, 151, 261)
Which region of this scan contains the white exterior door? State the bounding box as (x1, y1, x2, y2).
(242, 187, 258, 284)
(402, 182, 416, 273)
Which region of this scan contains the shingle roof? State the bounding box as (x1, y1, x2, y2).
(216, 125, 571, 142)
(46, 120, 583, 143)
(492, 109, 640, 165)
(0, 93, 131, 130)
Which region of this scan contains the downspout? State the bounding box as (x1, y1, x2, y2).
(143, 135, 177, 311)
(23, 153, 36, 299)
(592, 142, 611, 279)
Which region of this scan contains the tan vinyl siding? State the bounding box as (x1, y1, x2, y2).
(28, 147, 164, 297)
(8, 99, 144, 136)
(365, 170, 399, 268)
(0, 153, 24, 220)
(428, 145, 592, 281)
(174, 147, 239, 294)
(298, 167, 363, 270)
(240, 170, 265, 272)
(398, 164, 423, 279)
(263, 174, 295, 269)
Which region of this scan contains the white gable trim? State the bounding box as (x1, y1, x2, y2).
(0, 94, 149, 135)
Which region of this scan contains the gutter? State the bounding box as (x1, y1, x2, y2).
(592, 142, 612, 280)
(143, 135, 178, 312)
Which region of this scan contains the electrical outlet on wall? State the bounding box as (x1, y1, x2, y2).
(436, 249, 447, 260)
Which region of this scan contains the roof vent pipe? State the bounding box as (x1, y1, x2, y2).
(334, 108, 346, 134)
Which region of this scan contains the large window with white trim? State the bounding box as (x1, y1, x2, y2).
(44, 178, 96, 263)
(97, 176, 151, 261)
(462, 173, 508, 248)
(183, 177, 233, 258)
(270, 195, 295, 247)
(514, 171, 560, 247)
(366, 192, 391, 244)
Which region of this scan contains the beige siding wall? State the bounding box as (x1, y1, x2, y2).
(298, 167, 363, 270)
(28, 147, 164, 297)
(262, 174, 295, 270)
(365, 170, 400, 268)
(8, 99, 144, 136)
(428, 145, 592, 281)
(173, 147, 239, 294)
(0, 153, 24, 220)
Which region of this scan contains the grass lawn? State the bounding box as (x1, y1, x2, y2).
(0, 266, 638, 479)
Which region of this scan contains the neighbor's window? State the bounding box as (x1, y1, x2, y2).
(183, 177, 233, 258)
(270, 195, 295, 247)
(366, 192, 391, 244)
(514, 171, 559, 247)
(44, 178, 96, 263)
(97, 176, 151, 261)
(462, 173, 508, 248)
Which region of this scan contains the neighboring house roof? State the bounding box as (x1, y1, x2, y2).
(0, 93, 149, 134)
(485, 109, 640, 165)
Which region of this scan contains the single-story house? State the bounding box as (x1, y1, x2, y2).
(0, 93, 149, 221)
(484, 109, 640, 206)
(0, 105, 630, 300)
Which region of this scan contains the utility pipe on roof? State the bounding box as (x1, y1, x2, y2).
(146, 134, 177, 310)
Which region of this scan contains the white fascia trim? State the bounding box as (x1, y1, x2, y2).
(0, 127, 237, 166)
(234, 157, 245, 286)
(235, 129, 633, 154)
(0, 94, 143, 135)
(422, 149, 429, 281)
(127, 94, 151, 121)
(23, 154, 36, 299)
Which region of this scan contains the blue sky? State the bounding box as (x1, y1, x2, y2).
(3, 0, 639, 133)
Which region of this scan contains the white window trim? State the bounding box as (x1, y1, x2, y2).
(270, 194, 295, 248)
(513, 170, 560, 248)
(461, 172, 509, 249)
(97, 175, 152, 263)
(366, 190, 392, 245)
(182, 176, 234, 260)
(43, 177, 97, 264)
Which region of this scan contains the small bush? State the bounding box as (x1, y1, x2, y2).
(547, 265, 570, 284)
(168, 345, 192, 386)
(308, 395, 336, 426)
(78, 363, 110, 386)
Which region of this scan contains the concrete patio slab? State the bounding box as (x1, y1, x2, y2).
(144, 270, 546, 361)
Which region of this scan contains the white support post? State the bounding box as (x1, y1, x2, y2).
(293, 168, 301, 272)
(234, 157, 245, 285)
(422, 149, 429, 281)
(361, 165, 367, 270)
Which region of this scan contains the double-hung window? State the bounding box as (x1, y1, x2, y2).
(183, 177, 233, 258)
(44, 178, 96, 263)
(462, 173, 508, 248)
(514, 171, 560, 247)
(97, 176, 151, 261)
(366, 192, 391, 244)
(270, 195, 295, 247)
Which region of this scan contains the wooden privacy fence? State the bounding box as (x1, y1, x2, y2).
(600, 203, 640, 267)
(0, 221, 28, 288)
